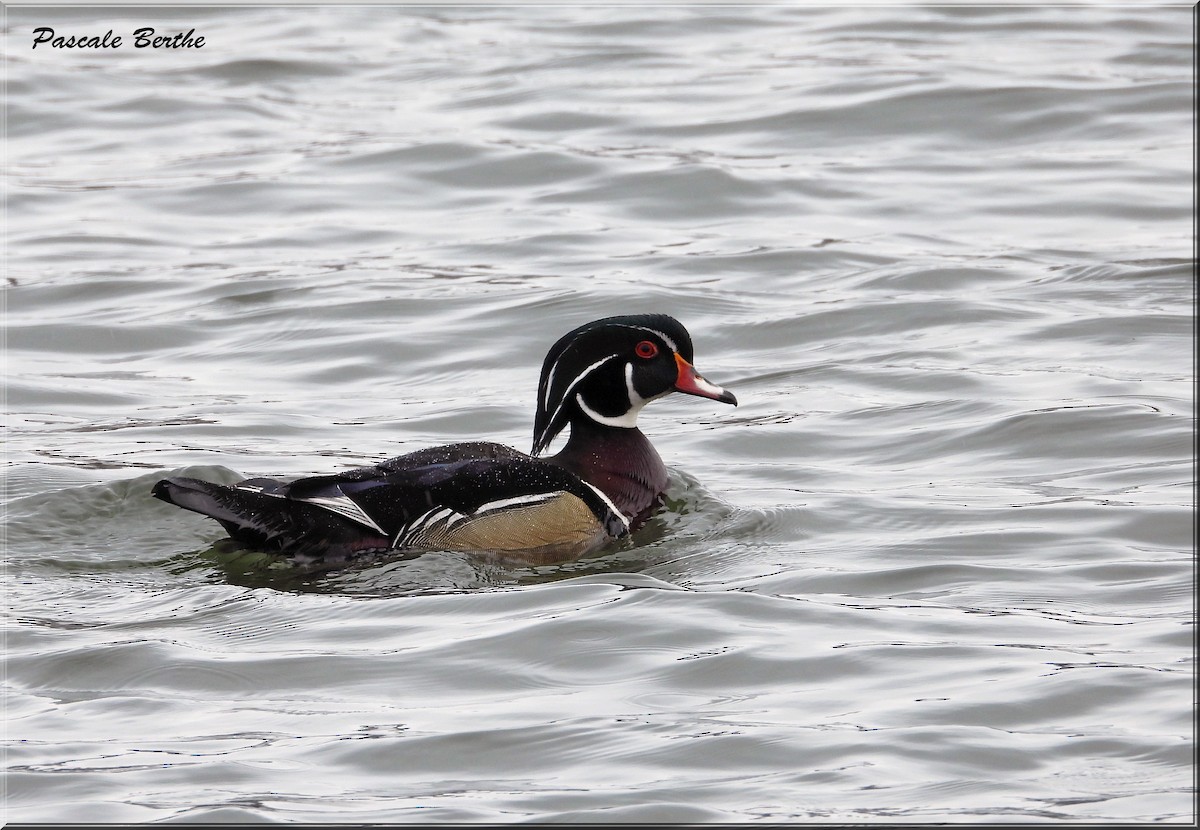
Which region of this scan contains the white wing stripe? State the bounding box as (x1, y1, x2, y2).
(236, 484, 285, 498)
(299, 491, 386, 535)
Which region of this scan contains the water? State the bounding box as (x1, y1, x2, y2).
(4, 4, 1194, 823)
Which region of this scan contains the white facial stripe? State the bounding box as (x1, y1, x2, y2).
(537, 324, 683, 453)
(625, 361, 645, 407)
(538, 352, 619, 447)
(576, 392, 644, 428)
(546, 324, 677, 411)
(542, 361, 558, 411)
(574, 360, 674, 430)
(612, 324, 678, 353)
(557, 353, 619, 409)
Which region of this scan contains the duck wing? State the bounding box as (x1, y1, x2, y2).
(154, 441, 628, 559)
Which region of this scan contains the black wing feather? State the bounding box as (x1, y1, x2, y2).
(153, 440, 627, 559)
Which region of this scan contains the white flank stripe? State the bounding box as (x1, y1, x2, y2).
(438, 491, 566, 532)
(472, 491, 562, 515)
(395, 506, 465, 548)
(582, 482, 630, 531)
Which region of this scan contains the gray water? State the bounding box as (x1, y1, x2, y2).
(3, 4, 1194, 824)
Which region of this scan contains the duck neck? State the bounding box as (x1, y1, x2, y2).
(547, 418, 669, 529)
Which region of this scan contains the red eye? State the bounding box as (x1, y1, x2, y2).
(635, 340, 659, 359)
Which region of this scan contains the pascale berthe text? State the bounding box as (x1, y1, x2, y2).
(31, 27, 206, 49)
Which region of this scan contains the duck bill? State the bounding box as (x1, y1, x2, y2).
(673, 353, 738, 406)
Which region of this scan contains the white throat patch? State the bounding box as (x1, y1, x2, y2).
(575, 361, 665, 429)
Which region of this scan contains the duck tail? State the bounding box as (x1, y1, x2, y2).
(153, 476, 287, 548)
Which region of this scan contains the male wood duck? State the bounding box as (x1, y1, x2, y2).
(153, 314, 737, 561)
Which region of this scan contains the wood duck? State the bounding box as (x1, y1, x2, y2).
(153, 314, 737, 562)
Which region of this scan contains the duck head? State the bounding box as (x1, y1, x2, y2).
(531, 314, 737, 456)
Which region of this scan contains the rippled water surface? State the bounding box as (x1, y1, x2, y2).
(4, 4, 1195, 823)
